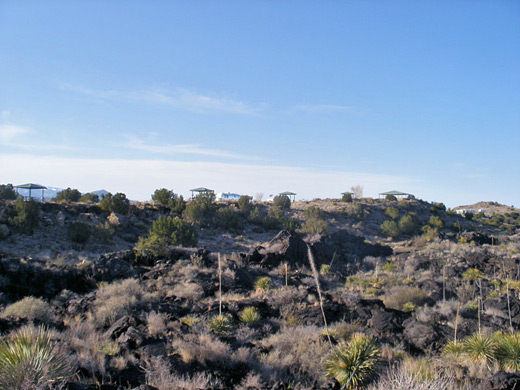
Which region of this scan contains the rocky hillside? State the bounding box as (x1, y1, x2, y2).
(0, 196, 519, 389)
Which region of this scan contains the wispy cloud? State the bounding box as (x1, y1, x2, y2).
(63, 84, 263, 114)
(293, 104, 366, 114)
(0, 124, 28, 144)
(122, 135, 250, 159)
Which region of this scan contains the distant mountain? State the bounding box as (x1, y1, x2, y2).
(90, 189, 109, 197)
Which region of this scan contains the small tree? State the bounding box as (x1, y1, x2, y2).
(215, 207, 240, 230)
(99, 192, 130, 214)
(54, 187, 81, 203)
(67, 222, 91, 244)
(79, 193, 99, 203)
(183, 192, 216, 226)
(301, 206, 328, 235)
(136, 216, 198, 256)
(342, 192, 353, 203)
(398, 213, 419, 236)
(0, 184, 17, 200)
(237, 195, 253, 215)
(151, 188, 185, 214)
(273, 194, 291, 209)
(384, 207, 399, 220)
(9, 198, 39, 234)
(428, 215, 445, 230)
(380, 220, 400, 239)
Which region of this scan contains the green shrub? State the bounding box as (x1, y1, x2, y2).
(495, 333, 520, 372)
(300, 206, 327, 235)
(320, 264, 331, 275)
(398, 213, 419, 236)
(183, 192, 216, 226)
(9, 197, 39, 234)
(282, 218, 300, 230)
(462, 333, 495, 365)
(0, 325, 75, 390)
(264, 207, 283, 230)
(325, 333, 379, 389)
(94, 222, 115, 243)
(428, 215, 444, 230)
(247, 206, 264, 225)
(79, 192, 99, 203)
(151, 188, 185, 214)
(99, 192, 130, 214)
(215, 207, 240, 230)
(384, 207, 399, 220)
(54, 187, 81, 203)
(255, 276, 271, 291)
(385, 194, 397, 201)
(0, 184, 17, 200)
(239, 307, 260, 323)
(1, 296, 54, 323)
(208, 314, 233, 335)
(273, 194, 291, 209)
(342, 193, 353, 203)
(381, 262, 396, 272)
(136, 216, 198, 256)
(67, 222, 91, 244)
(237, 195, 253, 215)
(380, 220, 400, 239)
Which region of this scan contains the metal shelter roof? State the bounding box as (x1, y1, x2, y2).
(189, 187, 214, 192)
(379, 190, 410, 197)
(14, 183, 47, 190)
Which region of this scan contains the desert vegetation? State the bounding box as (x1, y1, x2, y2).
(0, 188, 519, 389)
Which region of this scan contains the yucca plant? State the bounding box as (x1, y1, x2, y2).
(325, 333, 379, 389)
(239, 307, 260, 324)
(208, 314, 233, 335)
(495, 332, 520, 372)
(462, 333, 495, 366)
(0, 325, 75, 390)
(442, 340, 464, 359)
(254, 276, 271, 292)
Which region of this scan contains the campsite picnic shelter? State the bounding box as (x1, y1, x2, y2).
(279, 191, 297, 201)
(14, 183, 47, 201)
(189, 187, 214, 199)
(378, 190, 412, 199)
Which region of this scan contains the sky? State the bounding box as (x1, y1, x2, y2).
(0, 1, 519, 207)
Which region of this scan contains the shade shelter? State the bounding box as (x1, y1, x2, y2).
(189, 187, 214, 200)
(279, 191, 296, 201)
(14, 183, 47, 201)
(379, 190, 411, 199)
(341, 191, 354, 196)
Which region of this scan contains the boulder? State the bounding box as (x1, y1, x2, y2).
(489, 372, 520, 390)
(90, 250, 136, 282)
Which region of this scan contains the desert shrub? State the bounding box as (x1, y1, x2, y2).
(325, 333, 379, 390)
(381, 262, 396, 272)
(495, 332, 520, 372)
(9, 197, 39, 234)
(383, 286, 426, 311)
(67, 221, 91, 244)
(282, 217, 300, 230)
(260, 325, 330, 386)
(94, 222, 115, 243)
(146, 311, 168, 336)
(420, 225, 439, 241)
(237, 195, 253, 215)
(428, 215, 444, 230)
(273, 194, 291, 209)
(152, 188, 185, 214)
(208, 314, 233, 335)
(1, 296, 54, 323)
(99, 192, 130, 214)
(450, 222, 462, 233)
(136, 216, 198, 256)
(320, 264, 331, 275)
(264, 207, 283, 230)
(301, 206, 328, 235)
(342, 192, 353, 203)
(398, 213, 419, 236)
(255, 276, 271, 291)
(0, 183, 17, 200)
(346, 203, 364, 221)
(79, 192, 99, 203)
(385, 207, 399, 220)
(54, 187, 81, 203)
(380, 220, 400, 239)
(215, 207, 240, 230)
(183, 192, 216, 226)
(386, 194, 397, 201)
(0, 325, 75, 390)
(247, 206, 264, 225)
(93, 278, 156, 325)
(239, 307, 260, 324)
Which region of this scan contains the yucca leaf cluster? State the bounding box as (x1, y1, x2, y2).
(208, 314, 233, 335)
(239, 307, 260, 324)
(325, 333, 379, 389)
(442, 332, 520, 372)
(0, 325, 75, 390)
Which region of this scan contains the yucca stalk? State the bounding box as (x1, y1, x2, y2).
(495, 333, 520, 372)
(325, 333, 379, 390)
(0, 325, 75, 390)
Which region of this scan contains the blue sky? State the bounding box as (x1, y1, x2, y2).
(1, 1, 519, 207)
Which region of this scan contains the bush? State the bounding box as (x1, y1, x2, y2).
(54, 187, 81, 203)
(215, 207, 240, 230)
(1, 296, 54, 323)
(0, 183, 17, 200)
(398, 213, 419, 236)
(384, 207, 399, 220)
(380, 220, 400, 239)
(428, 215, 444, 230)
(264, 207, 283, 230)
(237, 195, 253, 215)
(255, 276, 271, 291)
(67, 222, 91, 244)
(495, 332, 520, 372)
(9, 197, 39, 234)
(79, 192, 99, 203)
(325, 333, 379, 389)
(0, 325, 75, 390)
(342, 192, 353, 203)
(136, 216, 198, 256)
(300, 206, 328, 235)
(239, 307, 260, 323)
(383, 286, 426, 311)
(385, 194, 397, 201)
(152, 188, 185, 214)
(99, 192, 130, 214)
(208, 314, 233, 335)
(94, 222, 115, 243)
(183, 192, 216, 226)
(273, 194, 291, 209)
